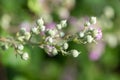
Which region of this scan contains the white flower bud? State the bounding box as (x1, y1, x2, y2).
(79, 32, 84, 38)
(60, 32, 65, 37)
(20, 28, 26, 34)
(90, 16, 96, 24)
(1, 44, 9, 50)
(57, 24, 62, 30)
(84, 21, 91, 26)
(63, 42, 69, 50)
(48, 37, 53, 43)
(61, 20, 67, 28)
(36, 18, 46, 32)
(44, 45, 53, 53)
(37, 18, 44, 26)
(71, 50, 80, 57)
(5, 44, 9, 50)
(22, 52, 29, 60)
(17, 44, 24, 51)
(31, 27, 39, 34)
(47, 29, 56, 37)
(87, 35, 93, 43)
(52, 48, 58, 55)
(40, 25, 45, 32)
(21, 27, 26, 31)
(24, 32, 31, 40)
(93, 29, 98, 37)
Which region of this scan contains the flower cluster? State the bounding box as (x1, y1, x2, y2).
(78, 17, 102, 44)
(0, 17, 102, 60)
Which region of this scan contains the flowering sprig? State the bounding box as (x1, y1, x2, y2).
(0, 17, 102, 60)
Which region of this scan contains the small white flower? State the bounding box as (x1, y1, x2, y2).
(90, 16, 96, 24)
(93, 29, 98, 37)
(40, 25, 45, 31)
(17, 44, 24, 50)
(84, 21, 91, 26)
(48, 37, 53, 43)
(61, 20, 67, 28)
(63, 42, 69, 50)
(32, 27, 39, 34)
(1, 44, 9, 50)
(57, 24, 62, 30)
(37, 18, 44, 26)
(60, 32, 65, 37)
(20, 28, 26, 35)
(47, 29, 56, 37)
(20, 27, 26, 32)
(52, 48, 58, 55)
(4, 44, 9, 50)
(22, 52, 29, 60)
(24, 32, 31, 40)
(44, 45, 53, 53)
(71, 50, 80, 57)
(87, 35, 93, 43)
(79, 32, 84, 38)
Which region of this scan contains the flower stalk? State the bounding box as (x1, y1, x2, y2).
(0, 16, 102, 60)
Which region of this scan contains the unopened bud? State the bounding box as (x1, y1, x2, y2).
(87, 35, 93, 43)
(24, 32, 31, 40)
(71, 50, 80, 57)
(57, 24, 62, 30)
(60, 32, 65, 37)
(22, 52, 29, 60)
(20, 28, 26, 35)
(63, 42, 69, 50)
(31, 27, 39, 34)
(52, 48, 58, 55)
(61, 20, 67, 28)
(90, 17, 96, 24)
(17, 44, 24, 50)
(47, 37, 53, 43)
(1, 44, 9, 50)
(84, 21, 90, 26)
(37, 18, 44, 26)
(93, 29, 98, 37)
(79, 32, 84, 38)
(40, 25, 45, 32)
(47, 29, 56, 37)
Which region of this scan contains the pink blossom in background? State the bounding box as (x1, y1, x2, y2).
(96, 28, 102, 40)
(19, 21, 31, 32)
(69, 17, 83, 31)
(60, 64, 77, 80)
(45, 22, 56, 29)
(69, 17, 90, 31)
(69, 17, 78, 27)
(89, 41, 105, 61)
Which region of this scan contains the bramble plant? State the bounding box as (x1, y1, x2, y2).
(0, 16, 102, 60)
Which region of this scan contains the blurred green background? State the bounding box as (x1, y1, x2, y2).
(0, 0, 120, 80)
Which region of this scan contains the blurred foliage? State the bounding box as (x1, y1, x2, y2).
(0, 0, 120, 80)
